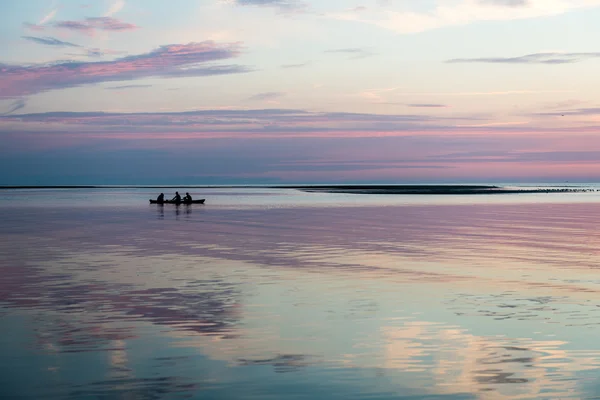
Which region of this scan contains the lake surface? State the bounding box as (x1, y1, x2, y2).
(3, 187, 600, 399)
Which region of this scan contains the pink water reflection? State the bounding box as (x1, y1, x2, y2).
(3, 197, 600, 398)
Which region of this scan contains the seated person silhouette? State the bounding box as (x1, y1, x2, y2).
(183, 192, 192, 202)
(156, 193, 165, 203)
(171, 191, 181, 203)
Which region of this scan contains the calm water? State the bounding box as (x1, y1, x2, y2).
(3, 187, 600, 399)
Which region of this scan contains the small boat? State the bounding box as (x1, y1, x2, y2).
(149, 199, 205, 204)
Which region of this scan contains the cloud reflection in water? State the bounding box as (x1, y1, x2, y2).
(3, 198, 600, 398)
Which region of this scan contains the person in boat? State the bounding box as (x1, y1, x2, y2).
(171, 191, 181, 202)
(156, 193, 165, 202)
(183, 192, 192, 202)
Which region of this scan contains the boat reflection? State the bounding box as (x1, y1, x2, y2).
(153, 203, 193, 219)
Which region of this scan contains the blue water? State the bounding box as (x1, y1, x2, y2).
(3, 187, 600, 399)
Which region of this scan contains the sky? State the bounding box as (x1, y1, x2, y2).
(2, 0, 600, 184)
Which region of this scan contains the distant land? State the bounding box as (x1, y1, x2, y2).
(276, 185, 595, 195)
(0, 185, 595, 195)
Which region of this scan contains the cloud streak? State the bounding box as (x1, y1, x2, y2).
(22, 36, 81, 48)
(329, 0, 600, 34)
(478, 0, 529, 7)
(428, 149, 600, 164)
(105, 84, 153, 90)
(247, 92, 286, 101)
(0, 41, 251, 97)
(447, 52, 600, 64)
(230, 0, 308, 13)
(39, 9, 58, 25)
(325, 47, 375, 59)
(408, 104, 448, 108)
(536, 107, 600, 117)
(54, 17, 138, 36)
(280, 62, 309, 69)
(0, 108, 480, 139)
(1, 99, 27, 116)
(106, 0, 126, 16)
(23, 23, 46, 32)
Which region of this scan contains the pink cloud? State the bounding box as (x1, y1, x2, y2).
(0, 41, 251, 97)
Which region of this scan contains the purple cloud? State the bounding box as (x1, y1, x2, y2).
(247, 92, 286, 101)
(105, 84, 152, 90)
(65, 48, 125, 58)
(85, 49, 107, 57)
(430, 150, 600, 164)
(0, 41, 252, 97)
(54, 17, 138, 35)
(447, 52, 600, 64)
(535, 107, 600, 117)
(408, 104, 448, 108)
(83, 48, 125, 57)
(22, 36, 81, 48)
(0, 108, 476, 138)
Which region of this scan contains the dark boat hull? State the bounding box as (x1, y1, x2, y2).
(150, 199, 205, 204)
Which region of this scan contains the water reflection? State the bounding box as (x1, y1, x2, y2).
(237, 354, 309, 373)
(379, 320, 600, 398)
(3, 194, 600, 398)
(154, 203, 194, 220)
(446, 292, 600, 326)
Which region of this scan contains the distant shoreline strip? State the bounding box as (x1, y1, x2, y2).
(0, 185, 594, 195)
(286, 186, 594, 195)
